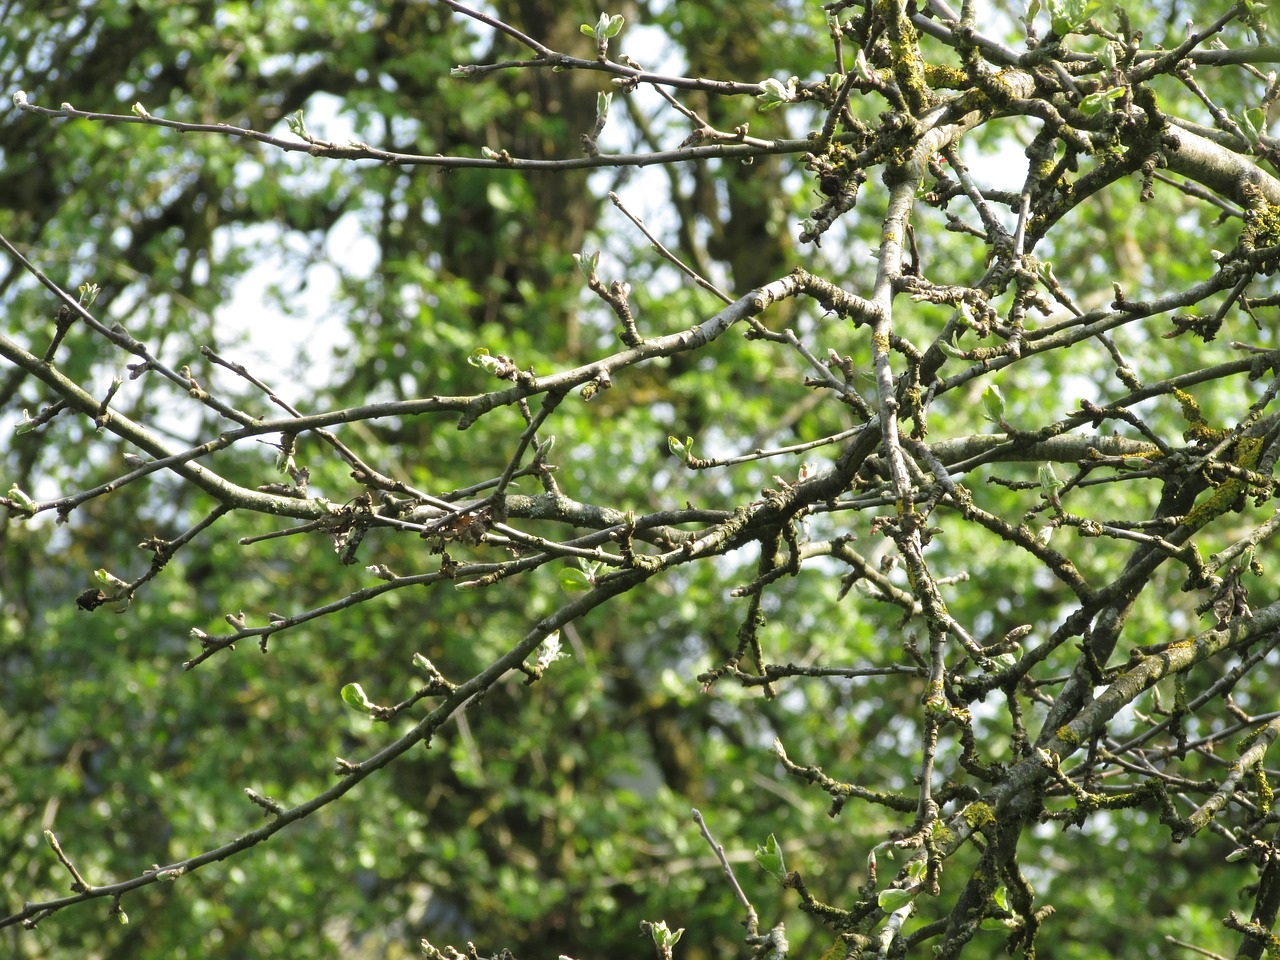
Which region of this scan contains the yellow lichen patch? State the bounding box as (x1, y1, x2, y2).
(1241, 198, 1280, 251)
(962, 801, 996, 829)
(923, 64, 967, 91)
(1173, 388, 1225, 444)
(1183, 436, 1266, 530)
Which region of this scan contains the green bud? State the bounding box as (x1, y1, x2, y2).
(667, 435, 694, 462)
(647, 920, 684, 948)
(755, 833, 787, 882)
(340, 682, 375, 713)
(981, 384, 1006, 423)
(1078, 87, 1123, 116)
(756, 77, 796, 111)
(6, 483, 36, 514)
(1038, 464, 1064, 496)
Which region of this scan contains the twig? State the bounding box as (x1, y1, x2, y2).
(1163, 935, 1229, 960)
(608, 192, 733, 304)
(684, 425, 867, 470)
(5, 579, 646, 929)
(432, 0, 554, 57)
(13, 93, 817, 170)
(691, 809, 759, 936)
(42, 832, 92, 894)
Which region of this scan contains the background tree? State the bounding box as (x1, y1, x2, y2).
(3, 1, 1280, 958)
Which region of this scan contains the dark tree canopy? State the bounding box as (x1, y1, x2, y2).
(4, 1, 1280, 958)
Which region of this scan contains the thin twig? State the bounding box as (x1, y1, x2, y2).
(691, 809, 759, 936)
(13, 94, 816, 170)
(609, 191, 734, 304)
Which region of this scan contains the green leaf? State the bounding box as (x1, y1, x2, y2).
(647, 920, 684, 948)
(981, 384, 1005, 423)
(584, 13, 623, 41)
(93, 568, 126, 588)
(1240, 107, 1267, 145)
(6, 483, 35, 513)
(341, 682, 374, 713)
(852, 48, 874, 82)
(756, 77, 796, 111)
(467, 347, 501, 375)
(1078, 87, 1123, 116)
(1046, 0, 1103, 34)
(559, 567, 594, 592)
(871, 840, 896, 862)
(878, 887, 915, 911)
(14, 410, 36, 436)
(574, 250, 600, 278)
(755, 833, 787, 882)
(667, 435, 694, 462)
(1038, 463, 1064, 496)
